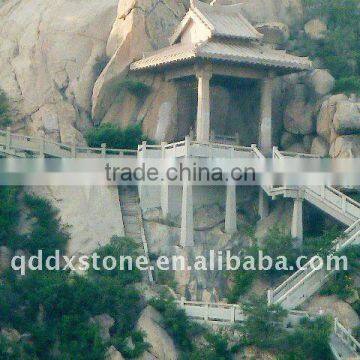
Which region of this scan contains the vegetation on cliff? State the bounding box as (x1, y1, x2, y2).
(0, 188, 148, 359)
(295, 0, 360, 94)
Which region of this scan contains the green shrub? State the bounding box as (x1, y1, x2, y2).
(0, 189, 148, 359)
(0, 187, 21, 246)
(239, 296, 287, 349)
(321, 244, 360, 299)
(9, 194, 70, 256)
(85, 123, 153, 150)
(297, 0, 360, 95)
(111, 79, 151, 98)
(0, 89, 12, 128)
(279, 316, 333, 360)
(150, 292, 233, 359)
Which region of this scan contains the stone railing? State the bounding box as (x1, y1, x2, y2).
(138, 136, 254, 159)
(273, 147, 360, 224)
(334, 317, 360, 356)
(177, 299, 245, 324)
(0, 128, 137, 158)
(269, 224, 360, 309)
(177, 299, 358, 358)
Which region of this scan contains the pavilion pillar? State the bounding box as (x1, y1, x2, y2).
(291, 197, 304, 248)
(196, 67, 212, 143)
(259, 76, 273, 154)
(225, 182, 237, 235)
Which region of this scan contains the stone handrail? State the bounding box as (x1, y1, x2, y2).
(270, 226, 360, 306)
(177, 298, 244, 323)
(274, 147, 360, 222)
(0, 128, 137, 158)
(177, 300, 357, 358)
(334, 317, 360, 355)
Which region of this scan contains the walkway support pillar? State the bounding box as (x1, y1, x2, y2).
(225, 182, 237, 235)
(258, 188, 270, 220)
(259, 76, 273, 153)
(181, 138, 194, 247)
(180, 176, 194, 247)
(161, 142, 169, 219)
(291, 197, 304, 247)
(196, 66, 212, 143)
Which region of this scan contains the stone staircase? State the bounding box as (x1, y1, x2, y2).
(118, 186, 153, 283)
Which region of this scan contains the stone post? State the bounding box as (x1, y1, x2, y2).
(137, 141, 147, 202)
(196, 67, 212, 143)
(225, 182, 237, 235)
(259, 77, 273, 153)
(5, 127, 11, 151)
(39, 137, 45, 157)
(161, 142, 169, 218)
(71, 140, 76, 158)
(291, 197, 304, 247)
(258, 188, 270, 220)
(180, 174, 194, 247)
(101, 143, 106, 157)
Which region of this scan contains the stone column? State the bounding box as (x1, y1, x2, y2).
(291, 197, 304, 247)
(225, 182, 237, 235)
(259, 77, 273, 153)
(196, 67, 212, 143)
(180, 175, 194, 247)
(161, 142, 169, 218)
(258, 188, 270, 220)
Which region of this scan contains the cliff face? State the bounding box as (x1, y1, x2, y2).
(0, 0, 118, 142)
(1, 0, 359, 156)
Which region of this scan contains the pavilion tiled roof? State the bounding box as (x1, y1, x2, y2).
(130, 40, 312, 72)
(170, 0, 263, 43)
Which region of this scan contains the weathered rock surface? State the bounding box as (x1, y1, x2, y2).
(333, 101, 360, 135)
(311, 136, 329, 157)
(219, 0, 303, 27)
(106, 346, 125, 360)
(316, 94, 348, 142)
(136, 305, 179, 360)
(255, 22, 290, 45)
(305, 295, 360, 329)
(0, 0, 118, 141)
(304, 18, 327, 40)
(89, 314, 115, 341)
(308, 69, 335, 97)
(28, 186, 125, 256)
(92, 0, 188, 125)
(329, 135, 360, 158)
(1, 328, 21, 342)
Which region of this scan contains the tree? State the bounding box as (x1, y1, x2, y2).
(239, 296, 287, 349)
(0, 90, 12, 128)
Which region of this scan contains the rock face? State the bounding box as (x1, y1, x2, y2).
(91, 0, 188, 126)
(219, 0, 303, 27)
(308, 69, 335, 97)
(304, 18, 327, 40)
(28, 186, 125, 256)
(333, 101, 360, 135)
(305, 295, 360, 329)
(106, 346, 124, 360)
(284, 85, 314, 135)
(330, 135, 360, 158)
(136, 306, 179, 360)
(255, 22, 290, 46)
(0, 0, 118, 142)
(90, 314, 115, 341)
